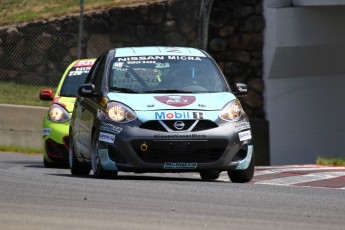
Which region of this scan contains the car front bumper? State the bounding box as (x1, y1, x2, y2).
(42, 117, 70, 162)
(97, 118, 253, 173)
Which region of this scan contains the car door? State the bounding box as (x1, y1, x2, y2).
(76, 56, 107, 159)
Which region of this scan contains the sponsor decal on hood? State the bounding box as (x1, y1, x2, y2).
(106, 92, 236, 111)
(154, 95, 196, 107)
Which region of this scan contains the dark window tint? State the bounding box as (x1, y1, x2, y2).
(93, 57, 106, 92)
(108, 56, 228, 92)
(59, 66, 92, 97)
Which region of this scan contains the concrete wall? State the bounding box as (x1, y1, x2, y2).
(0, 104, 47, 149)
(264, 2, 345, 164)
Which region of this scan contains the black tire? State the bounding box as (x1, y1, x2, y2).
(69, 133, 90, 176)
(200, 170, 220, 180)
(227, 152, 255, 183)
(91, 132, 118, 179)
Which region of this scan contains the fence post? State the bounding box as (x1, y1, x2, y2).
(77, 0, 84, 59)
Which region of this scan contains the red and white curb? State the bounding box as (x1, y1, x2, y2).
(218, 165, 345, 189)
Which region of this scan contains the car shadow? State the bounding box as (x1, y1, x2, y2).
(24, 163, 69, 169)
(17, 161, 227, 183)
(3, 161, 44, 168)
(48, 172, 227, 183)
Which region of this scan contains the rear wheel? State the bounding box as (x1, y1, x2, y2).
(200, 170, 220, 180)
(227, 152, 255, 183)
(91, 132, 117, 179)
(69, 133, 90, 176)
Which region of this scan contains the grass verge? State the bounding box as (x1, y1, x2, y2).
(0, 0, 156, 26)
(316, 156, 345, 167)
(0, 82, 55, 107)
(0, 145, 43, 154)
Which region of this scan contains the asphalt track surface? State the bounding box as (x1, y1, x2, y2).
(1, 152, 345, 230)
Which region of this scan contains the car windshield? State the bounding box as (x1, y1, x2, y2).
(108, 56, 228, 93)
(59, 66, 92, 97)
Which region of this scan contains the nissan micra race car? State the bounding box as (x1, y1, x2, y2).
(69, 46, 254, 182)
(39, 59, 95, 167)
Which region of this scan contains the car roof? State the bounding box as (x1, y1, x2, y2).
(113, 46, 208, 58)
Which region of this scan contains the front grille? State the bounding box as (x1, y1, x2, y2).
(140, 119, 218, 132)
(131, 139, 227, 163)
(162, 120, 196, 131)
(192, 120, 218, 131)
(108, 145, 127, 164)
(140, 120, 166, 132)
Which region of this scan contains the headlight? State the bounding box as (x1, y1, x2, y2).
(106, 102, 137, 122)
(48, 104, 70, 122)
(219, 100, 245, 122)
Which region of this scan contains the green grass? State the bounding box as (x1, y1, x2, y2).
(0, 145, 43, 154)
(0, 0, 155, 26)
(0, 82, 56, 107)
(316, 156, 345, 167)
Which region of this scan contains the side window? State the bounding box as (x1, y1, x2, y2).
(93, 57, 106, 92)
(85, 56, 106, 92)
(85, 56, 103, 84)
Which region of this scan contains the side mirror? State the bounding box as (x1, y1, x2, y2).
(78, 84, 98, 97)
(39, 89, 53, 101)
(233, 83, 248, 97)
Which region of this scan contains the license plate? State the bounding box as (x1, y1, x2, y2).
(163, 162, 197, 169)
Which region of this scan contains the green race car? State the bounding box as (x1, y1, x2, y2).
(39, 59, 95, 167)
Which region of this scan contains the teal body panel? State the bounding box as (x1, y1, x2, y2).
(106, 92, 236, 111)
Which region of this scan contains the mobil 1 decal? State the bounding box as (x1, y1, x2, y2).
(154, 95, 196, 107)
(155, 111, 204, 120)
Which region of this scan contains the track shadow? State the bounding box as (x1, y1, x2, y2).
(49, 172, 227, 183)
(24, 163, 69, 169)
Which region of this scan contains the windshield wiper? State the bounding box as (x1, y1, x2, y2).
(109, 87, 138, 93)
(143, 89, 194, 93)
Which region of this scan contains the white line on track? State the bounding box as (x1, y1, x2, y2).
(196, 166, 345, 187)
(254, 171, 345, 186)
(254, 166, 345, 176)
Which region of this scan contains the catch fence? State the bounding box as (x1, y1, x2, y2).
(0, 0, 212, 106)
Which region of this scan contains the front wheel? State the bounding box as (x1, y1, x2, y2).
(227, 152, 255, 183)
(69, 133, 90, 176)
(91, 132, 117, 179)
(200, 170, 220, 180)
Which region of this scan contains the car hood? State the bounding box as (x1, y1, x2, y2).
(106, 92, 236, 111)
(54, 96, 76, 113)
